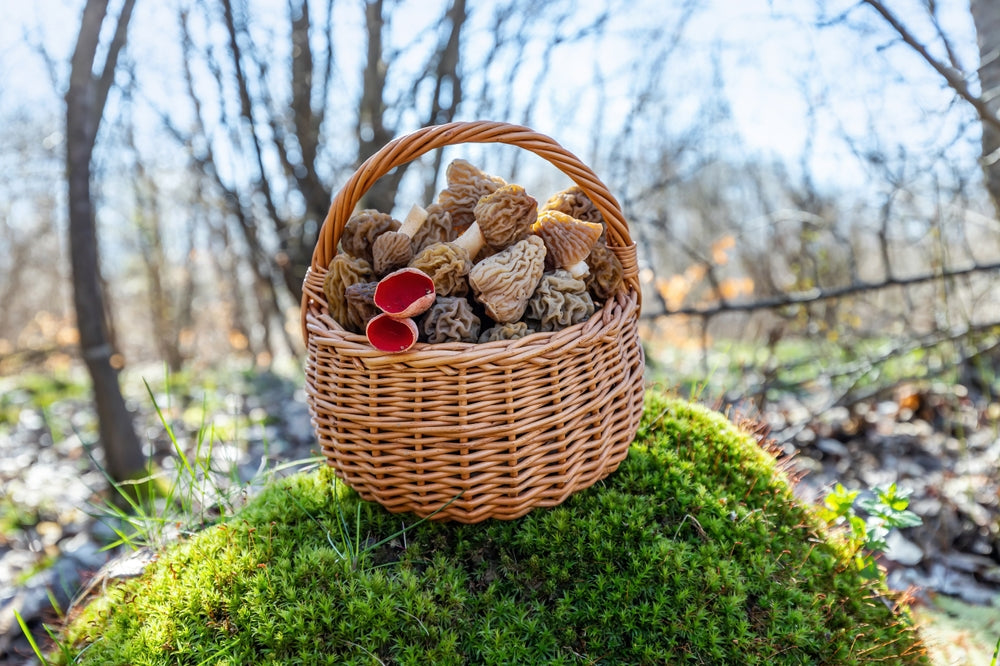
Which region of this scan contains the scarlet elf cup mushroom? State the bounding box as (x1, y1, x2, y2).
(365, 314, 421, 353)
(365, 267, 436, 353)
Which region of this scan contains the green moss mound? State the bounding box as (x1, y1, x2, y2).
(57, 394, 927, 664)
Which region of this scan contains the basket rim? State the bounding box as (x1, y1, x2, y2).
(302, 264, 640, 369)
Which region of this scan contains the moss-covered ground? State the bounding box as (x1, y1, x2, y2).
(54, 393, 928, 664)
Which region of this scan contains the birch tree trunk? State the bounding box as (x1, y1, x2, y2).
(67, 0, 145, 483)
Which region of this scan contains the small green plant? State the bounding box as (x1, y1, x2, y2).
(819, 482, 923, 579)
(285, 479, 461, 571)
(81, 375, 322, 553)
(0, 496, 39, 539)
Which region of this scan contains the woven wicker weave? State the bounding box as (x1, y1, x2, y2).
(301, 121, 644, 523)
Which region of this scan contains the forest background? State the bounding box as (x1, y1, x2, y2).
(3, 0, 1000, 660)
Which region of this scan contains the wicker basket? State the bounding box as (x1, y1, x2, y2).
(300, 121, 644, 523)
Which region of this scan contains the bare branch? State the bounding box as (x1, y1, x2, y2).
(861, 0, 1000, 133)
(654, 257, 1000, 318)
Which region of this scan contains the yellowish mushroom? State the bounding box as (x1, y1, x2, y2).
(531, 210, 603, 279)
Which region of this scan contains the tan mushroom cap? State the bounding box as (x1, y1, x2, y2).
(422, 296, 481, 343)
(478, 321, 535, 343)
(372, 232, 413, 276)
(409, 241, 473, 298)
(525, 269, 595, 332)
(531, 210, 603, 276)
(323, 254, 375, 328)
(340, 210, 399, 266)
(411, 203, 454, 252)
(437, 159, 506, 233)
(344, 281, 380, 333)
(473, 183, 537, 250)
(468, 235, 547, 324)
(371, 205, 429, 276)
(585, 241, 624, 302)
(541, 185, 605, 226)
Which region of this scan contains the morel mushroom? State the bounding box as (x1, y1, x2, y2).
(409, 185, 539, 298)
(407, 221, 486, 297)
(323, 254, 375, 328)
(585, 241, 625, 303)
(372, 205, 428, 276)
(541, 185, 605, 226)
(532, 210, 603, 278)
(473, 183, 537, 250)
(410, 203, 454, 252)
(468, 235, 547, 324)
(341, 210, 400, 266)
(421, 296, 481, 343)
(366, 313, 420, 353)
(478, 321, 535, 343)
(344, 281, 380, 333)
(373, 267, 436, 318)
(525, 269, 595, 332)
(437, 159, 506, 233)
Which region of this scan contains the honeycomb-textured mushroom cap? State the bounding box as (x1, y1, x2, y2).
(541, 185, 606, 226)
(473, 183, 537, 250)
(532, 210, 603, 277)
(344, 281, 380, 334)
(323, 254, 375, 328)
(478, 321, 535, 343)
(437, 159, 506, 233)
(421, 296, 481, 343)
(341, 210, 400, 265)
(585, 241, 625, 303)
(525, 269, 595, 332)
(371, 204, 429, 276)
(468, 235, 546, 324)
(372, 232, 413, 277)
(411, 203, 454, 252)
(409, 242, 472, 298)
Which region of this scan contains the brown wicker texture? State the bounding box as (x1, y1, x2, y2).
(301, 121, 644, 523)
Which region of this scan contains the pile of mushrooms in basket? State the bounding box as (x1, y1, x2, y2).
(324, 159, 625, 352)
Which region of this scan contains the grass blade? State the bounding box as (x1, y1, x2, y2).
(144, 378, 196, 479)
(14, 609, 50, 666)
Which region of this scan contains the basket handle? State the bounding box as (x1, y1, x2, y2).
(311, 121, 635, 270)
(303, 121, 640, 342)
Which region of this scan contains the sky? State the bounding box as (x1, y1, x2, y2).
(0, 0, 983, 195)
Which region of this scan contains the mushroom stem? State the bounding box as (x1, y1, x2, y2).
(398, 204, 429, 237)
(452, 222, 486, 258)
(567, 260, 591, 279)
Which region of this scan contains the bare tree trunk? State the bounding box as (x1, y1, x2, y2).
(357, 0, 397, 212)
(133, 163, 187, 371)
(971, 0, 1000, 213)
(67, 0, 145, 482)
(422, 0, 466, 204)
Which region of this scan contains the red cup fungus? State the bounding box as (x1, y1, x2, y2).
(365, 313, 420, 353)
(373, 267, 436, 318)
